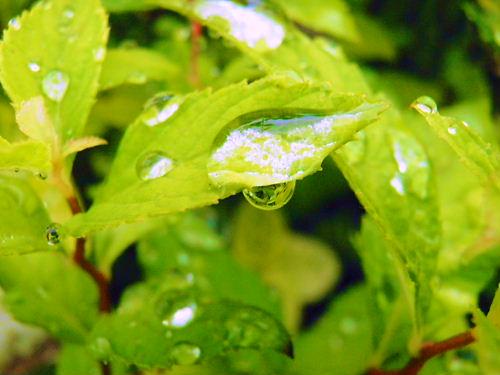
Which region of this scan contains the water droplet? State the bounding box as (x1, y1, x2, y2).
(46, 223, 61, 245)
(136, 151, 174, 181)
(162, 304, 197, 328)
(143, 93, 180, 127)
(171, 342, 201, 365)
(8, 17, 21, 31)
(390, 173, 405, 195)
(243, 181, 295, 210)
(42, 70, 70, 102)
(62, 7, 75, 20)
(412, 96, 437, 114)
(156, 290, 198, 329)
(28, 62, 41, 73)
(197, 1, 285, 50)
(447, 126, 457, 135)
(93, 47, 106, 62)
(37, 172, 48, 180)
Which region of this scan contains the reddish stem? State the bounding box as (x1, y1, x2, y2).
(189, 0, 202, 88)
(367, 331, 475, 375)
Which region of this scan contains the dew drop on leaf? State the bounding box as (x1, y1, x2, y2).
(93, 47, 106, 62)
(243, 181, 295, 210)
(136, 151, 174, 181)
(171, 342, 201, 365)
(28, 62, 41, 73)
(447, 126, 457, 135)
(156, 290, 198, 329)
(42, 70, 70, 102)
(390, 173, 405, 195)
(45, 223, 61, 246)
(142, 93, 180, 127)
(62, 7, 75, 20)
(8, 17, 21, 31)
(412, 96, 437, 114)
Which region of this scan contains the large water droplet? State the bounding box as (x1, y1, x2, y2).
(136, 151, 174, 181)
(28, 62, 41, 73)
(8, 17, 21, 31)
(46, 223, 61, 246)
(243, 181, 295, 210)
(412, 96, 437, 114)
(171, 342, 201, 365)
(196, 1, 285, 50)
(143, 93, 181, 127)
(42, 70, 70, 102)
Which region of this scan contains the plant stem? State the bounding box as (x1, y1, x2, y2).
(366, 331, 475, 375)
(189, 0, 202, 88)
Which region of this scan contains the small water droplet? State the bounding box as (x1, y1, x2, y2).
(412, 96, 437, 114)
(28, 62, 41, 73)
(143, 93, 180, 127)
(171, 342, 201, 365)
(136, 151, 174, 181)
(8, 17, 21, 30)
(390, 173, 405, 195)
(42, 70, 70, 102)
(62, 7, 75, 20)
(46, 223, 61, 245)
(156, 290, 198, 329)
(447, 126, 457, 135)
(37, 172, 48, 180)
(93, 47, 106, 62)
(243, 181, 295, 210)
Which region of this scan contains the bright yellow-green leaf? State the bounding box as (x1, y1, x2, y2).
(15, 96, 56, 144)
(66, 75, 386, 236)
(0, 175, 52, 255)
(412, 96, 500, 190)
(99, 48, 181, 90)
(0, 0, 109, 143)
(0, 137, 51, 174)
(62, 136, 107, 157)
(233, 204, 340, 332)
(474, 310, 500, 374)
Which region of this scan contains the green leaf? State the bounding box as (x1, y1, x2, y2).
(57, 345, 101, 375)
(488, 284, 500, 328)
(353, 216, 415, 366)
(0, 137, 51, 174)
(412, 96, 500, 190)
(15, 96, 56, 144)
(272, 0, 360, 43)
(474, 310, 500, 374)
(333, 107, 441, 337)
(0, 252, 99, 342)
(94, 217, 168, 276)
(91, 285, 290, 368)
(0, 0, 109, 143)
(293, 285, 373, 375)
(233, 204, 340, 332)
(66, 75, 386, 236)
(102, 0, 155, 12)
(137, 213, 281, 317)
(62, 136, 107, 157)
(0, 175, 52, 255)
(99, 48, 180, 90)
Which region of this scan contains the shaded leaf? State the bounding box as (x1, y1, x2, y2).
(0, 175, 52, 255)
(99, 48, 180, 90)
(0, 252, 99, 342)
